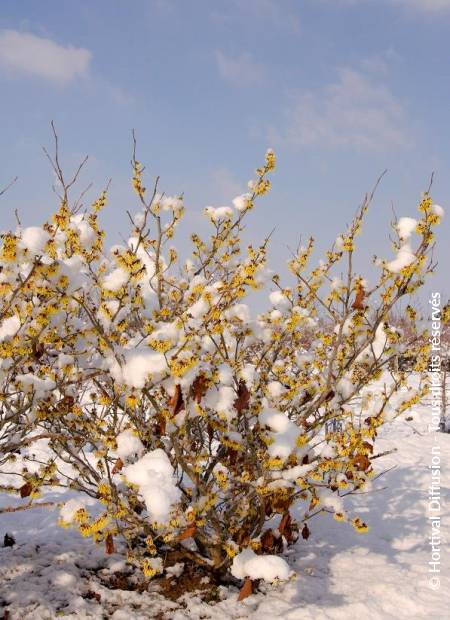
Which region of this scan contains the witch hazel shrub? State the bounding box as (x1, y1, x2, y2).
(0, 140, 445, 593)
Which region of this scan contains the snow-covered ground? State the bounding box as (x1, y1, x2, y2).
(1, 395, 448, 619)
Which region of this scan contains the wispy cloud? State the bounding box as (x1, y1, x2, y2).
(271, 67, 411, 151)
(0, 30, 91, 83)
(216, 50, 265, 86)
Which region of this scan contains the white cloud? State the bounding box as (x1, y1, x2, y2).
(216, 50, 265, 86)
(0, 30, 91, 83)
(272, 68, 410, 151)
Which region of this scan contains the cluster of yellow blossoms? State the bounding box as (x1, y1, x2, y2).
(0, 145, 445, 584)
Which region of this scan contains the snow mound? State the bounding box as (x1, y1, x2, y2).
(231, 548, 291, 582)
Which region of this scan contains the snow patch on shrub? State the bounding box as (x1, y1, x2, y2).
(116, 430, 145, 461)
(0, 315, 20, 341)
(386, 244, 415, 273)
(20, 226, 50, 255)
(396, 217, 417, 241)
(122, 449, 181, 523)
(260, 409, 301, 461)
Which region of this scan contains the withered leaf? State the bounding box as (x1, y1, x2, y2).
(168, 384, 184, 416)
(105, 533, 115, 554)
(352, 287, 366, 310)
(112, 458, 124, 474)
(362, 441, 374, 454)
(261, 528, 283, 553)
(238, 577, 254, 601)
(234, 381, 250, 413)
(20, 482, 32, 498)
(278, 512, 292, 538)
(178, 523, 197, 541)
(261, 528, 275, 551)
(191, 374, 207, 403)
(301, 523, 310, 540)
(32, 341, 45, 360)
(153, 415, 166, 437)
(354, 454, 370, 471)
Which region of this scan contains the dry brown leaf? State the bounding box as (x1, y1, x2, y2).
(112, 458, 124, 474)
(32, 341, 45, 360)
(362, 441, 374, 454)
(168, 384, 184, 416)
(178, 523, 197, 541)
(279, 512, 292, 539)
(352, 286, 366, 310)
(191, 374, 207, 403)
(238, 577, 254, 601)
(19, 482, 32, 498)
(301, 523, 310, 540)
(234, 381, 250, 413)
(105, 533, 115, 554)
(354, 454, 370, 471)
(153, 415, 166, 437)
(261, 528, 275, 551)
(261, 528, 283, 553)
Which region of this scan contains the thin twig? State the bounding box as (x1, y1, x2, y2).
(0, 176, 18, 197)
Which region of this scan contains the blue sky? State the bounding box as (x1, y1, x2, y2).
(0, 0, 448, 306)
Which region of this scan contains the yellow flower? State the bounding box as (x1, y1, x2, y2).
(351, 517, 369, 533)
(296, 434, 309, 448)
(254, 179, 271, 195)
(92, 191, 108, 212)
(74, 508, 89, 524)
(223, 541, 239, 557)
(125, 393, 138, 408)
(265, 149, 276, 171)
(142, 558, 162, 578)
(145, 537, 157, 555)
